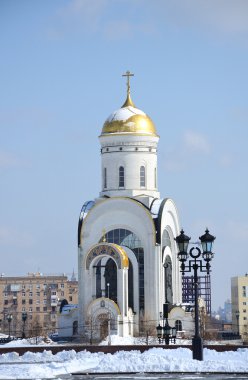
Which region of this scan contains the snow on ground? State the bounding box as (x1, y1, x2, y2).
(0, 336, 247, 379)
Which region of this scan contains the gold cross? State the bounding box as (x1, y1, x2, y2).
(122, 70, 134, 95)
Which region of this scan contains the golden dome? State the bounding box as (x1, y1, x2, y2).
(101, 90, 158, 137)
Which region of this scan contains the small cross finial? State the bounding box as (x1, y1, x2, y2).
(122, 70, 134, 95)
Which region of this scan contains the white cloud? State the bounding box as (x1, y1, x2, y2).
(0, 152, 21, 169)
(155, 0, 248, 36)
(0, 227, 35, 248)
(47, 0, 108, 39)
(183, 130, 210, 154)
(163, 130, 210, 172)
(47, 0, 155, 40)
(219, 154, 233, 168)
(227, 220, 248, 241)
(47, 0, 248, 41)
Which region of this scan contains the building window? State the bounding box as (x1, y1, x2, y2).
(36, 292, 40, 297)
(29, 292, 33, 297)
(29, 299, 33, 304)
(61, 291, 64, 296)
(36, 284, 40, 289)
(36, 300, 40, 305)
(13, 299, 17, 305)
(243, 309, 247, 313)
(29, 307, 32, 312)
(104, 168, 107, 189)
(242, 286, 247, 297)
(140, 166, 146, 187)
(36, 307, 40, 312)
(22, 292, 25, 297)
(4, 300, 8, 305)
(175, 320, 182, 331)
(119, 166, 125, 187)
(61, 283, 64, 288)
(43, 307, 47, 312)
(69, 296, 72, 302)
(243, 302, 247, 305)
(22, 299, 26, 304)
(154, 168, 157, 188)
(51, 291, 57, 296)
(244, 317, 247, 320)
(22, 307, 25, 312)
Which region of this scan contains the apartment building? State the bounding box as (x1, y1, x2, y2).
(231, 274, 248, 340)
(0, 273, 78, 337)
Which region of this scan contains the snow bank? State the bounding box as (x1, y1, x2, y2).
(0, 347, 248, 379)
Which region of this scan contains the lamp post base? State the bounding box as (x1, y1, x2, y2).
(192, 336, 203, 361)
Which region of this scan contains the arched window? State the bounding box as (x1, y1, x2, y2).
(140, 166, 145, 187)
(119, 166, 124, 187)
(175, 320, 182, 331)
(104, 168, 107, 189)
(73, 320, 78, 335)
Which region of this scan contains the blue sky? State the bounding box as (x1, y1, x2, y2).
(1, 0, 248, 310)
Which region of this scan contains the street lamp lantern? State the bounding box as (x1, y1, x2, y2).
(199, 229, 215, 260)
(156, 323, 162, 340)
(171, 327, 177, 342)
(175, 228, 216, 361)
(175, 230, 191, 261)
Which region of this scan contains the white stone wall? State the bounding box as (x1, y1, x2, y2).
(78, 197, 157, 335)
(78, 196, 182, 338)
(99, 134, 160, 198)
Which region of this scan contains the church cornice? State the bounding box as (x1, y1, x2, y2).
(99, 133, 160, 138)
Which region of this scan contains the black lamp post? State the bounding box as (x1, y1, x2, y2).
(22, 312, 27, 338)
(175, 229, 215, 361)
(6, 313, 13, 338)
(236, 310, 240, 337)
(156, 289, 177, 345)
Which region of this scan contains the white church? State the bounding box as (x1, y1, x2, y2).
(59, 72, 186, 340)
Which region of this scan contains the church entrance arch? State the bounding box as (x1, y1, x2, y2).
(86, 297, 121, 341)
(86, 243, 129, 317)
(99, 229, 144, 313)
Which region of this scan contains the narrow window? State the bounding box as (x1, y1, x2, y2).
(175, 320, 182, 331)
(119, 166, 124, 187)
(104, 168, 107, 189)
(154, 167, 157, 188)
(140, 166, 145, 187)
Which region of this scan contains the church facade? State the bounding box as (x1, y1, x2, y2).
(77, 73, 182, 339)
